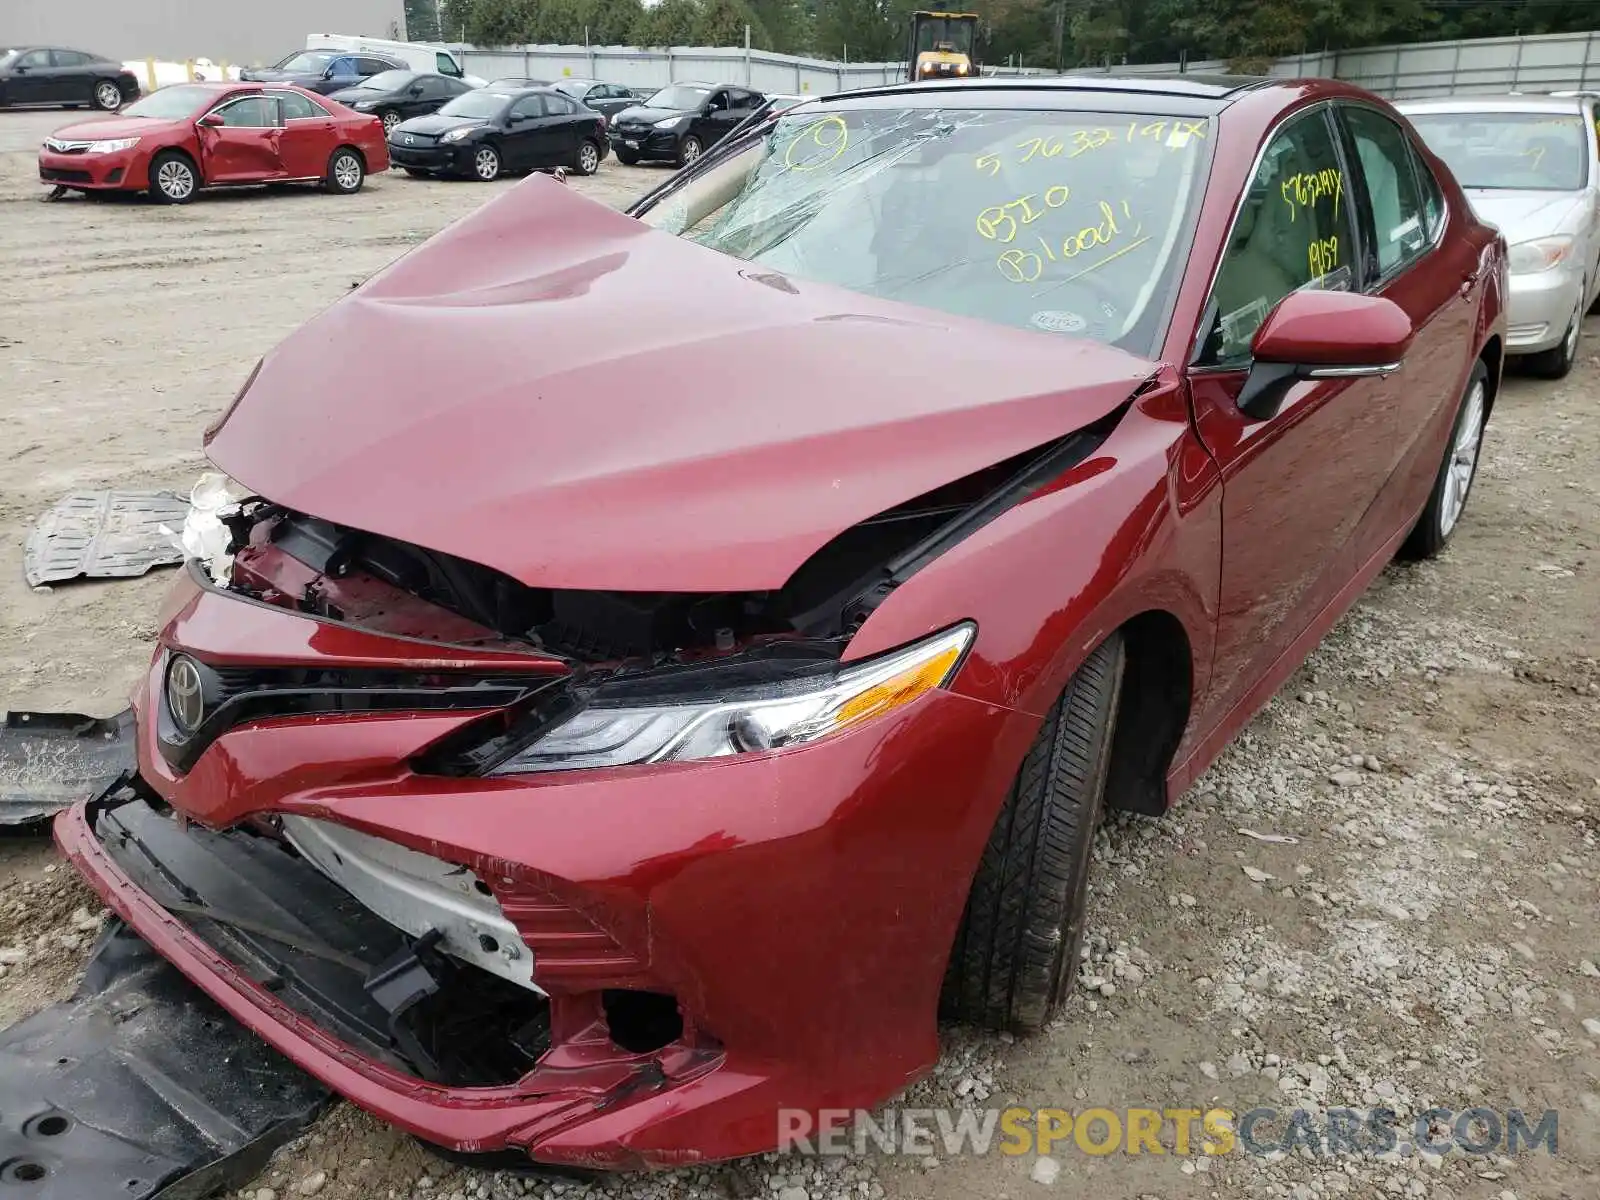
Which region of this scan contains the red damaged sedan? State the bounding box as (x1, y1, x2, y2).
(38, 81, 388, 202)
(58, 75, 1504, 1167)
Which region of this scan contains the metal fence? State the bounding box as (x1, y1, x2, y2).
(458, 43, 1037, 97)
(1065, 29, 1600, 100)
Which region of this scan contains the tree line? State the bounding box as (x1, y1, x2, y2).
(404, 0, 1600, 70)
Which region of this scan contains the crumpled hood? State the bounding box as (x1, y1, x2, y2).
(1464, 189, 1584, 242)
(207, 176, 1156, 593)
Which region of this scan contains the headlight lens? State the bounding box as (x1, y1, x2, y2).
(439, 126, 476, 143)
(1508, 235, 1574, 274)
(653, 116, 684, 130)
(354, 100, 377, 110)
(490, 623, 975, 775)
(86, 138, 139, 154)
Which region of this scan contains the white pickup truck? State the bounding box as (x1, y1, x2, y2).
(304, 34, 486, 87)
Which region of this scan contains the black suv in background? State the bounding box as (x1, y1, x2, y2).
(0, 47, 139, 110)
(608, 82, 765, 166)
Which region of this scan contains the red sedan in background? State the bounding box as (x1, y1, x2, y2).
(38, 82, 389, 202)
(58, 75, 1504, 1167)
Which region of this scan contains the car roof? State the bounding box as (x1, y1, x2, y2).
(1396, 93, 1587, 115)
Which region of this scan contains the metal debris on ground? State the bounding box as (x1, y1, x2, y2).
(0, 709, 135, 827)
(0, 920, 330, 1199)
(23, 490, 188, 587)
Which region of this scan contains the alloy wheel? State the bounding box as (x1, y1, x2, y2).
(333, 153, 362, 191)
(382, 112, 401, 134)
(95, 82, 122, 110)
(1438, 379, 1485, 538)
(579, 142, 599, 174)
(681, 137, 702, 164)
(157, 159, 195, 201)
(474, 147, 500, 180)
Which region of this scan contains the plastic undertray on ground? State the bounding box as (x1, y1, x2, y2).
(0, 709, 136, 828)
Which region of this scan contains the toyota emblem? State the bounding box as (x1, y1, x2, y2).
(166, 655, 206, 735)
(404, 134, 414, 145)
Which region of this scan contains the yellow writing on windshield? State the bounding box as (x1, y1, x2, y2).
(1281, 169, 1343, 222)
(1524, 144, 1547, 169)
(974, 119, 1207, 174)
(975, 186, 1073, 243)
(783, 114, 848, 171)
(995, 199, 1147, 284)
(1308, 235, 1340, 277)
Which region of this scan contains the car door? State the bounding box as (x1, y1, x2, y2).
(49, 49, 94, 103)
(276, 90, 338, 179)
(1334, 101, 1479, 559)
(10, 49, 56, 103)
(502, 93, 547, 169)
(420, 75, 468, 117)
(695, 89, 734, 146)
(197, 93, 286, 183)
(1185, 106, 1398, 733)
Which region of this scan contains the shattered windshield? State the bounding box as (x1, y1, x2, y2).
(638, 105, 1213, 354)
(1408, 112, 1588, 191)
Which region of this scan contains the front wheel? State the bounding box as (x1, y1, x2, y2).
(1400, 360, 1488, 560)
(573, 138, 600, 176)
(92, 80, 123, 111)
(675, 135, 702, 168)
(379, 110, 402, 135)
(616, 149, 639, 166)
(147, 150, 198, 204)
(471, 144, 501, 181)
(324, 147, 365, 194)
(941, 634, 1125, 1034)
(404, 168, 432, 178)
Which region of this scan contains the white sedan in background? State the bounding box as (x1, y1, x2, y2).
(1400, 94, 1600, 378)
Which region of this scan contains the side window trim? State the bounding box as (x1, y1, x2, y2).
(1188, 102, 1357, 370)
(207, 94, 282, 128)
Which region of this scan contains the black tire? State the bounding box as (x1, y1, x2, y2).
(941, 634, 1125, 1034)
(92, 80, 124, 111)
(616, 149, 639, 166)
(1400, 360, 1489, 561)
(675, 134, 703, 168)
(324, 146, 365, 194)
(147, 150, 198, 204)
(573, 138, 601, 176)
(404, 168, 432, 178)
(470, 143, 502, 181)
(1525, 298, 1581, 379)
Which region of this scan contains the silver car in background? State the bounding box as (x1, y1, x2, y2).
(1400, 95, 1600, 378)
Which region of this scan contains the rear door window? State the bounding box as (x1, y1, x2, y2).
(1341, 105, 1429, 281)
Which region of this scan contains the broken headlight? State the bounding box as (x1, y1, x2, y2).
(490, 622, 974, 774)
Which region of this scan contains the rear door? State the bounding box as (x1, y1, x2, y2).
(1334, 101, 1476, 557)
(49, 49, 95, 103)
(502, 93, 547, 169)
(1185, 105, 1386, 735)
(276, 90, 337, 179)
(198, 93, 286, 183)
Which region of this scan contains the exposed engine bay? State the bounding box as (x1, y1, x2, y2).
(205, 404, 1127, 671)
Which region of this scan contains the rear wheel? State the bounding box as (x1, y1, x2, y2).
(1401, 360, 1488, 560)
(573, 138, 601, 176)
(92, 80, 123, 111)
(147, 150, 197, 204)
(1526, 296, 1582, 379)
(471, 144, 502, 181)
(676, 135, 702, 168)
(324, 147, 365, 194)
(941, 634, 1125, 1034)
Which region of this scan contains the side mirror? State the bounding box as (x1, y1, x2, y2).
(323, 66, 338, 79)
(198, 112, 225, 128)
(1237, 290, 1414, 421)
(407, 84, 423, 96)
(13, 64, 28, 74)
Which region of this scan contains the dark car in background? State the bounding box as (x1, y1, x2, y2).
(328, 70, 473, 135)
(0, 47, 139, 111)
(241, 51, 403, 96)
(387, 86, 606, 180)
(554, 78, 643, 119)
(608, 81, 764, 166)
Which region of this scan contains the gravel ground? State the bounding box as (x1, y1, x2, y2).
(1, 106, 1596, 1200)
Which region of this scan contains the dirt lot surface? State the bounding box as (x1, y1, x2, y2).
(1, 105, 1596, 1200)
